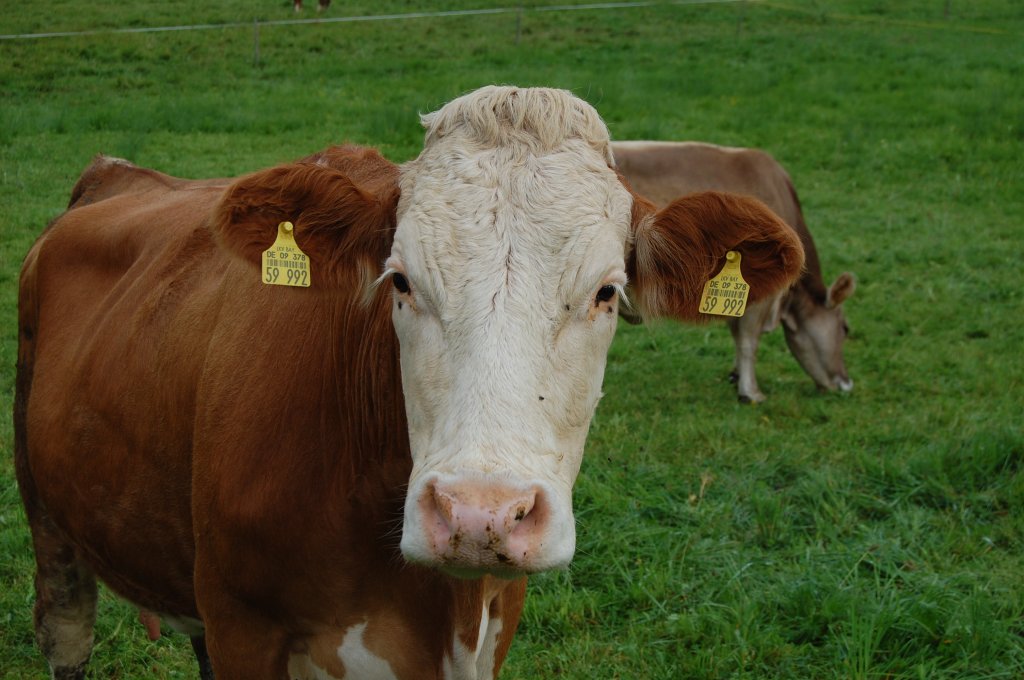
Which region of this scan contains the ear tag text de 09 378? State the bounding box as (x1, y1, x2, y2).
(261, 221, 311, 288)
(699, 251, 749, 317)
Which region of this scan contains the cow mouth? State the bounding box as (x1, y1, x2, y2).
(405, 537, 552, 579)
(814, 374, 853, 393)
(400, 540, 549, 579)
(435, 562, 535, 581)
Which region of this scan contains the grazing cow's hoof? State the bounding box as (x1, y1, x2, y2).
(51, 666, 88, 680)
(737, 392, 764, 404)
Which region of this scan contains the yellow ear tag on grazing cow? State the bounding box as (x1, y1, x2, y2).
(261, 222, 311, 288)
(699, 251, 749, 317)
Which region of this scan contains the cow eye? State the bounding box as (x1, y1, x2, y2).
(595, 285, 616, 304)
(392, 273, 410, 295)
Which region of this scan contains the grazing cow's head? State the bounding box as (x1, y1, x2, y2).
(388, 87, 803, 576)
(781, 273, 856, 393)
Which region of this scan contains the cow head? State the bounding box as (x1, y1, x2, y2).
(213, 87, 803, 577)
(389, 87, 804, 577)
(781, 272, 856, 393)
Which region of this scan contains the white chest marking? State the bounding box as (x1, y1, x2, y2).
(288, 622, 399, 680)
(475, 603, 503, 680)
(443, 604, 504, 680)
(337, 623, 399, 680)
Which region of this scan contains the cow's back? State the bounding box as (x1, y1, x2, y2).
(611, 141, 798, 223)
(67, 155, 230, 209)
(18, 160, 231, 616)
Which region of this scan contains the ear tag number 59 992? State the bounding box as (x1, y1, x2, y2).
(699, 251, 749, 317)
(261, 221, 311, 288)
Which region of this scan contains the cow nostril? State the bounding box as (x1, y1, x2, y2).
(508, 489, 543, 538)
(419, 481, 456, 541)
(431, 485, 454, 523)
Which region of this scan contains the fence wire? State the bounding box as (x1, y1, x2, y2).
(1, 0, 1011, 42)
(0, 0, 746, 41)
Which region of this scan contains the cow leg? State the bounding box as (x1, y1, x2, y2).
(16, 301, 96, 677)
(195, 579, 290, 680)
(203, 614, 289, 679)
(728, 315, 766, 403)
(190, 635, 215, 680)
(27, 515, 98, 680)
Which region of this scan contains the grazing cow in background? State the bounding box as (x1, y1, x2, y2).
(293, 0, 331, 12)
(612, 141, 856, 403)
(16, 86, 803, 679)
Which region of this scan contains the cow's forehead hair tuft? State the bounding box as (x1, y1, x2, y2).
(419, 86, 614, 166)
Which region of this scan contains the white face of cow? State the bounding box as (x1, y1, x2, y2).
(387, 87, 632, 576)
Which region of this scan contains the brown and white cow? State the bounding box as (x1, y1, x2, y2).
(293, 0, 331, 12)
(612, 141, 856, 403)
(16, 87, 803, 680)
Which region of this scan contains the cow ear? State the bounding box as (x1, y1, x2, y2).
(212, 161, 399, 288)
(627, 191, 804, 322)
(827, 271, 856, 308)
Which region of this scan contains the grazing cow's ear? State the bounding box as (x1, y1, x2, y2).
(627, 191, 804, 322)
(827, 272, 856, 308)
(213, 161, 400, 288)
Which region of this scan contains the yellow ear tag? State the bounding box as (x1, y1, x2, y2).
(261, 222, 310, 288)
(699, 251, 749, 317)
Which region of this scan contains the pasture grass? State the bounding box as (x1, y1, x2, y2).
(2, 1, 1023, 677)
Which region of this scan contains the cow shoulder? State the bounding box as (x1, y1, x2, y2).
(628, 190, 805, 322)
(212, 146, 401, 289)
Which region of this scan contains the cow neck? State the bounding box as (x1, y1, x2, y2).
(785, 182, 828, 304)
(314, 282, 410, 486)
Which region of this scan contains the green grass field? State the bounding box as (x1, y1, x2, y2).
(2, 1, 1022, 678)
